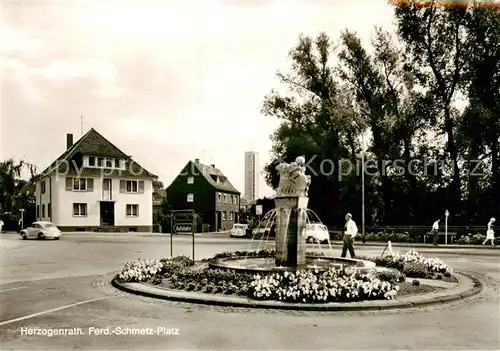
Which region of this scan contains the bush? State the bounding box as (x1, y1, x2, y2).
(250, 268, 399, 302)
(358, 231, 411, 243)
(403, 262, 429, 278)
(374, 268, 406, 284)
(456, 233, 500, 245)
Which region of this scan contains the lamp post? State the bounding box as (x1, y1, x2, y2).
(352, 121, 365, 238)
(445, 209, 449, 245)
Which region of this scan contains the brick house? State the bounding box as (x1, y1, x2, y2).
(166, 159, 240, 231)
(34, 128, 157, 232)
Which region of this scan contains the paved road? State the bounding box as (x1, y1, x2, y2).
(1, 233, 499, 350)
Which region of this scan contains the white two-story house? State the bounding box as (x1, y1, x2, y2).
(34, 128, 157, 232)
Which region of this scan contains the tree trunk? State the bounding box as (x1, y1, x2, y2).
(372, 126, 392, 224)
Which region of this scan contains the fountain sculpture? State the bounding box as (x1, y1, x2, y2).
(209, 157, 374, 273)
(274, 156, 310, 268)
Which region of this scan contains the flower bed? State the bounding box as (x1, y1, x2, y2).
(251, 268, 399, 302)
(358, 250, 454, 281)
(117, 251, 407, 303)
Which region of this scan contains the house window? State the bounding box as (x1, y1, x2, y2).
(114, 159, 120, 168)
(229, 211, 233, 221)
(97, 157, 104, 167)
(105, 159, 113, 168)
(222, 211, 227, 220)
(73, 178, 87, 191)
(223, 194, 227, 203)
(126, 204, 139, 217)
(42, 204, 45, 217)
(41, 180, 46, 194)
(187, 193, 194, 202)
(73, 203, 87, 216)
(48, 203, 51, 218)
(217, 193, 222, 203)
(36, 205, 40, 218)
(126, 180, 138, 193)
(187, 176, 194, 184)
(89, 157, 95, 166)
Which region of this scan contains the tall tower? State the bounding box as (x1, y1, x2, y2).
(244, 151, 259, 203)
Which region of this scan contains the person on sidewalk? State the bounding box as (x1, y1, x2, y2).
(341, 213, 357, 258)
(432, 219, 440, 246)
(482, 218, 496, 246)
(0, 219, 3, 233)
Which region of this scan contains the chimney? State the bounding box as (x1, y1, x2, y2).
(194, 158, 200, 163)
(210, 164, 215, 168)
(66, 133, 73, 150)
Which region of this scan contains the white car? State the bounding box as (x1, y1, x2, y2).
(230, 224, 249, 237)
(20, 221, 62, 240)
(305, 223, 330, 243)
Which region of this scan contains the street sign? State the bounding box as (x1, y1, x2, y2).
(172, 210, 194, 223)
(173, 223, 193, 233)
(256, 205, 263, 216)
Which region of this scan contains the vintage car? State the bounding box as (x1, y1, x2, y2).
(20, 221, 62, 240)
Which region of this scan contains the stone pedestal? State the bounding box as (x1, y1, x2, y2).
(274, 196, 308, 268)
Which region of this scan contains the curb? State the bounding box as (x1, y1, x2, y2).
(111, 272, 483, 312)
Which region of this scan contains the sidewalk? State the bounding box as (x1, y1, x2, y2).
(348, 241, 499, 250)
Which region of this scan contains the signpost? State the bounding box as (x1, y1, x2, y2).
(445, 209, 449, 245)
(256, 205, 262, 224)
(170, 210, 196, 260)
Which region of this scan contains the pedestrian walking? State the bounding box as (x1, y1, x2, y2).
(432, 219, 440, 246)
(341, 213, 357, 258)
(482, 217, 496, 246)
(0, 219, 4, 233)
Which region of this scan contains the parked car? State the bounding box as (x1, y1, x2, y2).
(305, 223, 330, 243)
(230, 223, 249, 237)
(20, 221, 62, 240)
(252, 223, 274, 237)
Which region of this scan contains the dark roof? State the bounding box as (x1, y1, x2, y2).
(191, 160, 240, 194)
(37, 128, 157, 179)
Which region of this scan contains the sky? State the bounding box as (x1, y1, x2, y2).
(1, 0, 395, 197)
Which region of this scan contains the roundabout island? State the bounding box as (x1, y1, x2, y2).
(112, 158, 483, 312)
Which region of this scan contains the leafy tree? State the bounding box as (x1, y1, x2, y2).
(262, 1, 498, 227)
(262, 33, 366, 226)
(392, 0, 473, 213)
(459, 3, 500, 220)
(152, 180, 164, 192)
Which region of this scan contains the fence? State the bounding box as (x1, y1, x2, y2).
(328, 225, 488, 243)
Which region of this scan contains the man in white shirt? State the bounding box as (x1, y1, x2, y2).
(341, 213, 357, 258)
(0, 219, 4, 233)
(432, 219, 440, 246)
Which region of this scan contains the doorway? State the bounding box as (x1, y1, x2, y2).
(216, 211, 222, 231)
(100, 201, 115, 226)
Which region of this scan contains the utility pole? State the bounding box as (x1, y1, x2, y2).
(352, 120, 365, 238)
